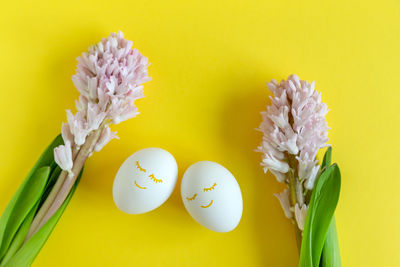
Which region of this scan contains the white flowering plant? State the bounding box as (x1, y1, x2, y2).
(256, 75, 341, 267)
(0, 32, 150, 266)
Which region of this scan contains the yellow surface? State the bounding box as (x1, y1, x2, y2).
(0, 0, 399, 266)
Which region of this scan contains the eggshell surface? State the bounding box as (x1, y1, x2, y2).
(181, 161, 243, 232)
(113, 148, 178, 214)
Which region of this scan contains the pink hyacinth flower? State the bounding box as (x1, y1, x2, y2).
(257, 74, 329, 188)
(257, 74, 329, 230)
(27, 32, 151, 241)
(53, 31, 151, 171)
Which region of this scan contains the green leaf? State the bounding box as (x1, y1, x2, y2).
(319, 147, 341, 266)
(320, 217, 341, 267)
(0, 203, 39, 267)
(321, 146, 332, 171)
(0, 167, 50, 260)
(299, 164, 341, 267)
(0, 135, 63, 250)
(3, 169, 84, 267)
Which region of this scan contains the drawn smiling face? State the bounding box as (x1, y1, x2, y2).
(113, 148, 178, 214)
(181, 161, 243, 233)
(133, 161, 163, 190)
(185, 182, 217, 208)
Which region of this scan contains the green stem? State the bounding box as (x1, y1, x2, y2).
(25, 121, 106, 242)
(288, 169, 297, 207)
(288, 168, 302, 253)
(25, 171, 67, 241)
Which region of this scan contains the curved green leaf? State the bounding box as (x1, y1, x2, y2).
(299, 164, 341, 267)
(320, 147, 341, 267)
(0, 135, 63, 251)
(321, 146, 332, 170)
(0, 203, 39, 266)
(320, 217, 341, 267)
(4, 169, 84, 267)
(0, 167, 50, 260)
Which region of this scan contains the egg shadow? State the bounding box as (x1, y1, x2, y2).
(219, 76, 299, 265)
(78, 136, 197, 230)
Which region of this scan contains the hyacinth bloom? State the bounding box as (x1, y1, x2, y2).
(26, 31, 151, 238)
(54, 31, 150, 173)
(256, 74, 329, 231)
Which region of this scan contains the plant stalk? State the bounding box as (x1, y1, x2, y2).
(25, 171, 68, 241)
(25, 122, 106, 242)
(288, 169, 302, 253)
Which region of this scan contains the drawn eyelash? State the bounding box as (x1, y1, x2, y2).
(186, 193, 197, 201)
(136, 161, 146, 172)
(203, 182, 217, 192)
(149, 174, 163, 183)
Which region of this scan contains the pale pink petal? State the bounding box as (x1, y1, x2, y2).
(274, 189, 293, 219)
(94, 126, 119, 152)
(88, 77, 98, 100)
(112, 105, 138, 124)
(61, 123, 74, 145)
(54, 141, 73, 172)
(294, 204, 309, 231)
(66, 110, 89, 146)
(86, 103, 106, 131)
(75, 95, 88, 113)
(305, 165, 320, 190)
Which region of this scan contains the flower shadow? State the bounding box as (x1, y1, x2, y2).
(0, 29, 103, 209)
(219, 78, 299, 266)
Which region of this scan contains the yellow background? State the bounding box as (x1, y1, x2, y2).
(0, 0, 399, 266)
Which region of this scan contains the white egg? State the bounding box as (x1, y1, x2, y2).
(181, 161, 243, 232)
(113, 148, 178, 214)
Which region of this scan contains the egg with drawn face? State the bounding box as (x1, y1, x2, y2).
(181, 161, 243, 232)
(113, 148, 178, 214)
